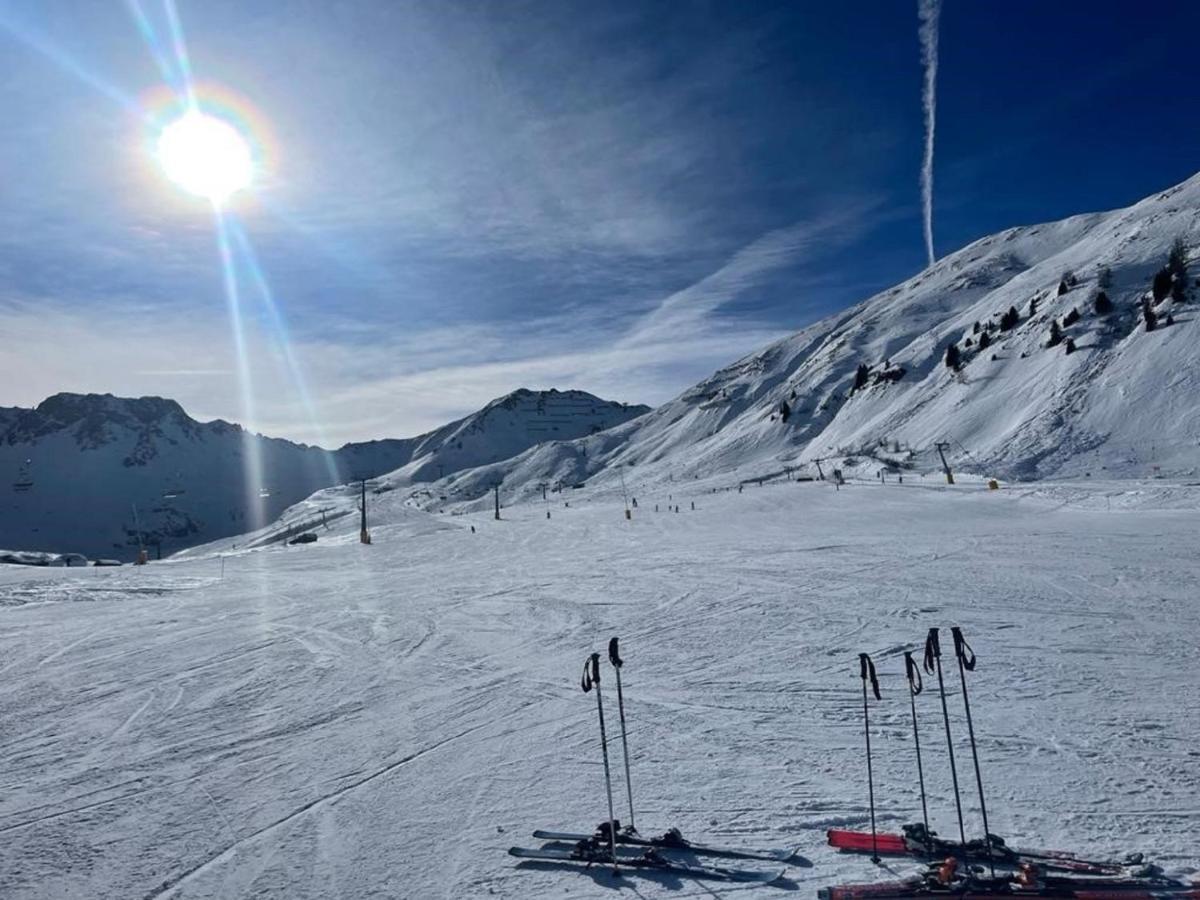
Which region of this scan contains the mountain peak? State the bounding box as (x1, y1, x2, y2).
(35, 393, 189, 426)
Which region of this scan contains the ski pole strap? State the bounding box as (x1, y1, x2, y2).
(581, 652, 601, 692)
(923, 627, 941, 673)
(859, 653, 881, 700)
(608, 636, 623, 668)
(950, 626, 976, 670)
(905, 650, 923, 695)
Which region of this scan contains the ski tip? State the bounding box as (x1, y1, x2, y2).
(778, 845, 813, 866)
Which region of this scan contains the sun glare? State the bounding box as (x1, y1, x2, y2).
(157, 110, 252, 204)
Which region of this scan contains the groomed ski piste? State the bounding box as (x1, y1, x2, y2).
(1, 475, 1197, 898)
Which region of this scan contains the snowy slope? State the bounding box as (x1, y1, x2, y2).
(0, 389, 647, 560)
(1, 479, 1197, 898)
(410, 173, 1200, 509)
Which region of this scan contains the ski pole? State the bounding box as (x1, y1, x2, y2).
(858, 652, 882, 863)
(608, 636, 636, 833)
(904, 650, 931, 841)
(581, 652, 619, 874)
(951, 626, 994, 876)
(924, 627, 967, 847)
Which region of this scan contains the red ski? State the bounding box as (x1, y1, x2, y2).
(826, 828, 1143, 876)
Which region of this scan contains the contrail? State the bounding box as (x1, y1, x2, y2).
(919, 0, 941, 267)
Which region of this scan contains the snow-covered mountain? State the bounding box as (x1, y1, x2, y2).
(406, 172, 1200, 510)
(0, 389, 648, 560)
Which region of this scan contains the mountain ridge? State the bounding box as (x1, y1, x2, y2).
(0, 387, 648, 559)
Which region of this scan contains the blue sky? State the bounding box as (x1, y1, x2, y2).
(1, 0, 1198, 445)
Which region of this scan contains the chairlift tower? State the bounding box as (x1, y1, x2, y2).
(359, 478, 372, 544)
(935, 441, 955, 485)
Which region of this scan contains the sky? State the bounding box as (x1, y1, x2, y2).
(1, 0, 1198, 447)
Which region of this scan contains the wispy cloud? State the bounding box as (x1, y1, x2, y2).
(919, 0, 941, 267)
(0, 199, 876, 444)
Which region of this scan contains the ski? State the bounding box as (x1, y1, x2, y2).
(819, 874, 1198, 900)
(827, 828, 1144, 875)
(532, 826, 801, 862)
(508, 845, 785, 883)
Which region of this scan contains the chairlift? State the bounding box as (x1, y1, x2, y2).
(12, 458, 33, 492)
(162, 471, 186, 500)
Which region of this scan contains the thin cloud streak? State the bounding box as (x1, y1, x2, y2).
(919, 0, 941, 267)
(0, 204, 874, 444)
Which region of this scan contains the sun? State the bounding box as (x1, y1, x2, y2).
(156, 110, 253, 204)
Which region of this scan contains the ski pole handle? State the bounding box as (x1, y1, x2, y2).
(923, 627, 941, 673)
(859, 653, 881, 700)
(950, 626, 976, 671)
(905, 650, 923, 695)
(581, 652, 601, 692)
(608, 636, 623, 668)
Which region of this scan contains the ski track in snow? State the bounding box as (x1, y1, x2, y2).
(0, 479, 1197, 898)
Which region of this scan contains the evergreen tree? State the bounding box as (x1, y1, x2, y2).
(1057, 280, 1069, 296)
(1064, 337, 1076, 355)
(944, 342, 961, 370)
(972, 320, 981, 334)
(978, 330, 991, 351)
(1142, 298, 1158, 331)
(779, 400, 791, 423)
(1152, 267, 1172, 302)
(852, 363, 870, 393)
(1168, 236, 1188, 281)
(1098, 266, 1113, 290)
(1063, 307, 1081, 327)
(1047, 319, 1063, 347)
(1029, 296, 1039, 316)
(999, 306, 1020, 330)
(1094, 291, 1113, 315)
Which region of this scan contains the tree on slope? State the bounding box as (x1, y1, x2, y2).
(852, 363, 870, 393)
(944, 342, 961, 370)
(1152, 267, 1172, 303)
(1142, 297, 1158, 331)
(1094, 291, 1113, 316)
(1168, 236, 1188, 283)
(1047, 319, 1064, 347)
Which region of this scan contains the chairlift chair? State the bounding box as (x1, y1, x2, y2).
(162, 471, 186, 499)
(12, 459, 32, 492)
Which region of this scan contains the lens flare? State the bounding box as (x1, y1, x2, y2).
(157, 110, 252, 203)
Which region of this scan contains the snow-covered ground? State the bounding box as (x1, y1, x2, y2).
(1, 478, 1197, 898)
